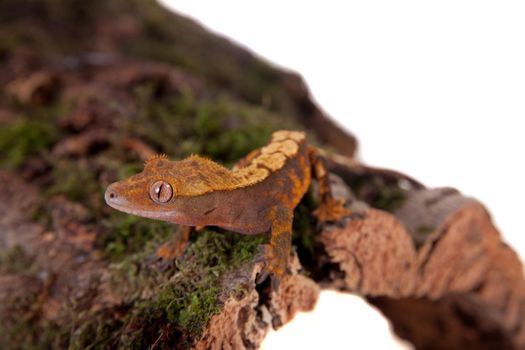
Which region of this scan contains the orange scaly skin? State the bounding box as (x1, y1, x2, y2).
(105, 130, 350, 287)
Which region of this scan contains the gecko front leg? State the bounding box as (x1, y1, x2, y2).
(257, 206, 293, 290)
(155, 225, 192, 260)
(309, 147, 352, 222)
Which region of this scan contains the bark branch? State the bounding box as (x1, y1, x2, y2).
(318, 173, 525, 349)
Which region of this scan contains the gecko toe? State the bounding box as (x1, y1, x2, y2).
(254, 245, 272, 284)
(314, 197, 352, 222)
(255, 269, 270, 285)
(145, 253, 175, 271)
(253, 243, 286, 290)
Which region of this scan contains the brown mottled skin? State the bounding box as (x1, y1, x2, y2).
(105, 130, 349, 286)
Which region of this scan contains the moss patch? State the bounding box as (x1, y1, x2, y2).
(369, 186, 406, 212)
(0, 119, 59, 169)
(127, 86, 286, 165)
(71, 229, 266, 349)
(99, 213, 173, 261)
(337, 172, 407, 213)
(0, 100, 65, 170)
(46, 158, 102, 203)
(137, 229, 264, 339)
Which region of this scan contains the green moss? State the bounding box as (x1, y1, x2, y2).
(127, 86, 283, 165)
(69, 228, 266, 349)
(0, 101, 65, 172)
(336, 172, 408, 213)
(68, 315, 123, 350)
(230, 233, 266, 267)
(158, 229, 264, 333)
(45, 158, 102, 206)
(177, 287, 220, 333)
(370, 186, 406, 212)
(153, 282, 221, 338)
(99, 212, 173, 260)
(0, 119, 58, 169)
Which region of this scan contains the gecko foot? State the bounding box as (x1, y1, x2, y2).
(255, 266, 281, 291)
(146, 238, 188, 271)
(255, 243, 288, 291)
(313, 196, 352, 222)
(154, 226, 191, 261)
(155, 238, 188, 261)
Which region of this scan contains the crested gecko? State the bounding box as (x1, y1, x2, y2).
(105, 130, 350, 286)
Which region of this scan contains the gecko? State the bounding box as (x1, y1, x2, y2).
(104, 130, 350, 286)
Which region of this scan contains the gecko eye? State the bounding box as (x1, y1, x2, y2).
(149, 180, 173, 203)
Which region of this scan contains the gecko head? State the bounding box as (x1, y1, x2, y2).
(105, 154, 236, 224)
(104, 155, 188, 222)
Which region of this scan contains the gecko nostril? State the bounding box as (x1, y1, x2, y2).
(105, 187, 123, 206)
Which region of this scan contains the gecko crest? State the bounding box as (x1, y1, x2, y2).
(136, 131, 306, 197)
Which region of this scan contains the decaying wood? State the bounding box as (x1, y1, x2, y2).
(318, 175, 525, 349)
(194, 257, 319, 350)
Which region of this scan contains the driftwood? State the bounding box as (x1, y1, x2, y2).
(0, 0, 524, 349)
(322, 165, 525, 349)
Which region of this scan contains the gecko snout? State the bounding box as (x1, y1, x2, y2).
(105, 184, 125, 207)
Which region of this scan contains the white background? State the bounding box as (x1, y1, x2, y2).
(161, 1, 525, 348)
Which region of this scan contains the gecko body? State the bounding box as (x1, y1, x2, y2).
(105, 130, 349, 285)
